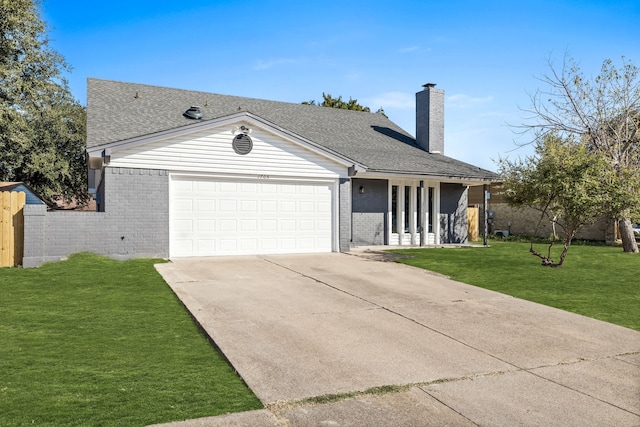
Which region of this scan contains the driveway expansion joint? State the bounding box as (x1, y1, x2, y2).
(156, 255, 640, 426)
(265, 374, 499, 411)
(263, 257, 523, 368)
(261, 257, 640, 419)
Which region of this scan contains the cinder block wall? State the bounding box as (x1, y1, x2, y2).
(439, 183, 468, 243)
(487, 203, 616, 242)
(23, 167, 169, 267)
(351, 178, 388, 245)
(101, 167, 169, 257)
(338, 178, 352, 252)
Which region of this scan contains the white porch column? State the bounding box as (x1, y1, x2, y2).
(434, 183, 441, 244)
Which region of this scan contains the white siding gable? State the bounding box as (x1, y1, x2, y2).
(109, 122, 346, 179)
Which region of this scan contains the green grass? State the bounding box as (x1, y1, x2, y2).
(0, 253, 262, 427)
(391, 241, 640, 331)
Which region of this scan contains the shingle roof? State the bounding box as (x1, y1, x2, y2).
(87, 78, 498, 181)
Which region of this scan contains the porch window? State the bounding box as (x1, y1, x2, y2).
(428, 187, 434, 233)
(404, 186, 410, 233)
(391, 185, 398, 234)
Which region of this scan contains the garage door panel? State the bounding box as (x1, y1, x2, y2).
(196, 200, 215, 212)
(241, 182, 258, 192)
(318, 201, 331, 212)
(218, 239, 238, 251)
(261, 238, 278, 250)
(197, 181, 215, 192)
(279, 219, 296, 232)
(299, 201, 315, 212)
(299, 219, 315, 231)
(279, 184, 296, 194)
(240, 200, 258, 212)
(219, 182, 237, 192)
(173, 239, 193, 254)
(220, 219, 237, 232)
(196, 219, 215, 232)
(262, 183, 277, 193)
(280, 201, 296, 212)
(197, 240, 215, 252)
(174, 180, 193, 191)
(171, 177, 334, 257)
(261, 219, 277, 231)
(280, 238, 296, 250)
(220, 200, 237, 212)
(240, 219, 258, 232)
(317, 237, 332, 247)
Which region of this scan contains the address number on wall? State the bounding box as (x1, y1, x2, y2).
(257, 175, 270, 180)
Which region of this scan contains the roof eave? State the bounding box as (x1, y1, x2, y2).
(360, 169, 499, 183)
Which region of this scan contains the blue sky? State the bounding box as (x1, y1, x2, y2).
(41, 0, 639, 170)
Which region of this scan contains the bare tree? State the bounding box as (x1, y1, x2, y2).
(517, 55, 640, 253)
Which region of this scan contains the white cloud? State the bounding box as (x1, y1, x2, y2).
(398, 46, 420, 53)
(365, 91, 414, 109)
(254, 58, 297, 70)
(447, 93, 494, 109)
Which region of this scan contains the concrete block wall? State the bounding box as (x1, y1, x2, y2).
(351, 178, 388, 245)
(439, 183, 468, 244)
(338, 178, 351, 252)
(23, 167, 169, 267)
(352, 213, 385, 245)
(23, 206, 107, 267)
(487, 203, 616, 242)
(102, 167, 169, 257)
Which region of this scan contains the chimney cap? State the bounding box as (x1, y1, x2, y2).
(423, 83, 437, 89)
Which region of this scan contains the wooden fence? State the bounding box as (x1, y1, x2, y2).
(1, 191, 26, 267)
(467, 206, 479, 242)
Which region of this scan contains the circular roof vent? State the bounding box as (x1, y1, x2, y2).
(232, 134, 253, 155)
(183, 106, 203, 120)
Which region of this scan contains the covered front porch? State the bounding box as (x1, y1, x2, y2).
(350, 177, 471, 248)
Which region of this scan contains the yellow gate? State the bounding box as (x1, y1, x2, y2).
(1, 191, 26, 267)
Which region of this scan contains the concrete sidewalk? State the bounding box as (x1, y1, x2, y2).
(153, 253, 640, 426)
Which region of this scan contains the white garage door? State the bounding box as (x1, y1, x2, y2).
(171, 176, 334, 257)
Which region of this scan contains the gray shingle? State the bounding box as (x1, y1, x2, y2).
(87, 78, 497, 181)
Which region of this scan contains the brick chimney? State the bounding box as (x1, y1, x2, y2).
(416, 83, 444, 154)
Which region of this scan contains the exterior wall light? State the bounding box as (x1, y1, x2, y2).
(359, 186, 365, 194)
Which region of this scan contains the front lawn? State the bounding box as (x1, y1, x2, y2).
(0, 254, 262, 427)
(391, 241, 640, 331)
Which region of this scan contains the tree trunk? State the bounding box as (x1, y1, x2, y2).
(556, 232, 574, 267)
(618, 218, 639, 253)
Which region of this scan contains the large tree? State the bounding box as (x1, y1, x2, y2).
(498, 134, 611, 267)
(0, 0, 87, 206)
(302, 92, 387, 116)
(517, 55, 640, 252)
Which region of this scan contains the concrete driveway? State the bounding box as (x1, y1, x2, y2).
(153, 252, 640, 427)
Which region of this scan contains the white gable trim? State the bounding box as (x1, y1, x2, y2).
(87, 111, 366, 172)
